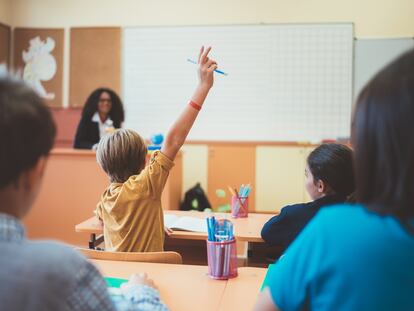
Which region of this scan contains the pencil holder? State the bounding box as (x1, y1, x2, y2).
(206, 239, 238, 280)
(231, 196, 249, 218)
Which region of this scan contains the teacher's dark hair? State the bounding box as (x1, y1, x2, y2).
(0, 77, 56, 189)
(307, 143, 355, 198)
(352, 49, 414, 219)
(81, 88, 124, 128)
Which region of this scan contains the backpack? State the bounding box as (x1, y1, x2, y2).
(180, 183, 212, 212)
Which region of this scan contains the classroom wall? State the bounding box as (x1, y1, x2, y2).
(9, 0, 414, 38)
(9, 0, 413, 109)
(8, 0, 414, 210)
(0, 0, 11, 25)
(9, 0, 414, 130)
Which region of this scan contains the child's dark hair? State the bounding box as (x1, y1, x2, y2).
(307, 143, 355, 199)
(0, 77, 56, 189)
(81, 88, 124, 128)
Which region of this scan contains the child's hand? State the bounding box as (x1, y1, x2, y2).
(164, 226, 173, 236)
(197, 46, 218, 90)
(161, 46, 217, 161)
(120, 273, 157, 294)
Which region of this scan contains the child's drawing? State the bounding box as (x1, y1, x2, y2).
(22, 36, 57, 100)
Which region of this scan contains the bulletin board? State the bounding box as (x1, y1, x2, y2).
(0, 23, 11, 67)
(13, 28, 64, 107)
(69, 27, 121, 108)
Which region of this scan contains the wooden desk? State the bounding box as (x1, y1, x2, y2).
(76, 210, 275, 248)
(219, 267, 266, 310)
(91, 259, 266, 311)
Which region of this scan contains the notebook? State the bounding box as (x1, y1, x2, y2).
(164, 214, 207, 233)
(105, 277, 128, 296)
(106, 277, 128, 288)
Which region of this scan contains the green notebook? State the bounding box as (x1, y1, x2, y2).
(105, 277, 128, 288)
(260, 264, 276, 291)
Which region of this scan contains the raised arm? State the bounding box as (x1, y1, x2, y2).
(161, 46, 217, 160)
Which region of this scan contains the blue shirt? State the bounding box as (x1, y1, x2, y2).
(265, 204, 414, 311)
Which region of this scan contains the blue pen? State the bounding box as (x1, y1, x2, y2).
(187, 59, 228, 76)
(228, 220, 233, 241)
(211, 218, 215, 241)
(207, 218, 210, 240)
(211, 217, 216, 241)
(239, 184, 245, 197)
(224, 221, 234, 276)
(242, 184, 250, 197)
(206, 218, 212, 241)
(207, 217, 216, 241)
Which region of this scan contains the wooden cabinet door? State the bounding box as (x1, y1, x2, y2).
(207, 145, 256, 211)
(181, 145, 208, 198)
(255, 146, 306, 213)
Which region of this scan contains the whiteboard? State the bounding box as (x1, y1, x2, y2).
(354, 38, 414, 99)
(123, 24, 353, 141)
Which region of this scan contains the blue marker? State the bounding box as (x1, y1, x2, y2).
(187, 59, 228, 76)
(207, 216, 217, 241)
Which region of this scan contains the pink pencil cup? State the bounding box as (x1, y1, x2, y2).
(231, 196, 249, 218)
(206, 239, 238, 280)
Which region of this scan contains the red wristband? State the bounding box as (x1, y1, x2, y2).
(189, 101, 202, 111)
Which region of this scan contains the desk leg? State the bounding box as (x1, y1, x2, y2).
(244, 242, 253, 266)
(88, 234, 104, 249)
(247, 242, 253, 258)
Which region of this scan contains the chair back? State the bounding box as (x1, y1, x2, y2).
(77, 248, 183, 264)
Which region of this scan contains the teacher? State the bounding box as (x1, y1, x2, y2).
(73, 88, 125, 149)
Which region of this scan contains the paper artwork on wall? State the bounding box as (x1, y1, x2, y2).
(22, 36, 57, 99)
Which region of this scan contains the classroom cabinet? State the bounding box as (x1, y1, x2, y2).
(182, 144, 316, 213)
(207, 145, 256, 211)
(255, 146, 311, 213)
(181, 145, 209, 198)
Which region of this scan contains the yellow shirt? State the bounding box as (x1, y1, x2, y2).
(96, 151, 174, 252)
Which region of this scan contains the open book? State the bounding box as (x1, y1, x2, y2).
(164, 214, 207, 233)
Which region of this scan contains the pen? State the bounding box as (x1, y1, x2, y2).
(242, 184, 251, 197)
(206, 218, 211, 241)
(187, 58, 228, 76)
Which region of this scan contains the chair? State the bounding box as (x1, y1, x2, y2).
(77, 248, 183, 264)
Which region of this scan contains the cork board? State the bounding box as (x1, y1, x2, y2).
(69, 27, 121, 108)
(13, 28, 64, 107)
(0, 23, 11, 67)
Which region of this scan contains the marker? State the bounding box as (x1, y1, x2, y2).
(227, 186, 237, 197)
(187, 58, 228, 76)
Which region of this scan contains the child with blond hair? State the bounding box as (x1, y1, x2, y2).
(96, 46, 218, 252)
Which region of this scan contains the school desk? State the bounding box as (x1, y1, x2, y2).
(75, 210, 275, 249)
(91, 259, 266, 311)
(219, 267, 267, 311)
